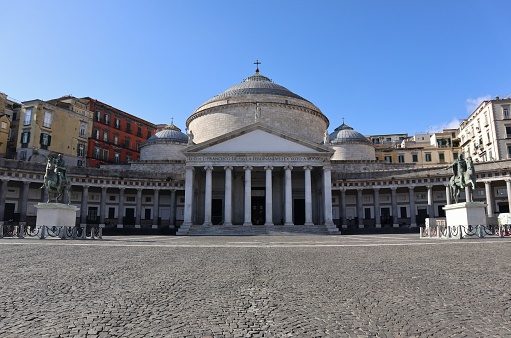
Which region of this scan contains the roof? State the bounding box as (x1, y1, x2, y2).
(329, 123, 372, 145)
(145, 122, 188, 144)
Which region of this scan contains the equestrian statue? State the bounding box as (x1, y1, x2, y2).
(445, 154, 477, 204)
(40, 154, 71, 204)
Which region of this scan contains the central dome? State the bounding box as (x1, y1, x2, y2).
(202, 72, 310, 104)
(187, 70, 329, 144)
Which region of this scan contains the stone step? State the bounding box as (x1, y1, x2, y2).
(181, 224, 339, 236)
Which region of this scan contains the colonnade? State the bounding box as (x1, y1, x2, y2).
(182, 164, 334, 226)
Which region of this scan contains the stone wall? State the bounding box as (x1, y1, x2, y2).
(139, 142, 187, 161)
(331, 143, 376, 161)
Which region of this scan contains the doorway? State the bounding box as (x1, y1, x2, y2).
(4, 203, 15, 222)
(251, 196, 265, 225)
(294, 199, 305, 225)
(212, 199, 222, 225)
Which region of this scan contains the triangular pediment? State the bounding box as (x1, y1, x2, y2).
(184, 123, 331, 154)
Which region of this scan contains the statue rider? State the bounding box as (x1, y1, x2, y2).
(445, 153, 466, 188)
(54, 154, 67, 190)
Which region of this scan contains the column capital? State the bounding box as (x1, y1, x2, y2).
(408, 185, 415, 191)
(224, 165, 233, 171)
(505, 178, 511, 183)
(303, 165, 313, 171)
(426, 185, 433, 189)
(390, 186, 397, 191)
(185, 166, 195, 171)
(264, 165, 273, 171)
(322, 165, 332, 171)
(243, 165, 253, 171)
(204, 165, 214, 171)
(284, 165, 293, 171)
(484, 180, 492, 186)
(373, 187, 380, 192)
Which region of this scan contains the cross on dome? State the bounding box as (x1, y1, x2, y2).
(254, 60, 261, 73)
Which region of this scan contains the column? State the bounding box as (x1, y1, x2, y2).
(374, 188, 381, 228)
(284, 165, 293, 225)
(408, 186, 417, 227)
(203, 166, 213, 226)
(117, 187, 125, 228)
(445, 184, 451, 205)
(135, 188, 142, 227)
(357, 189, 364, 228)
(427, 185, 434, 219)
(264, 166, 274, 225)
(224, 166, 233, 226)
(304, 166, 313, 225)
(19, 181, 30, 224)
(0, 180, 6, 223)
(484, 181, 494, 216)
(152, 189, 160, 228)
(80, 185, 89, 225)
(391, 186, 398, 227)
(341, 188, 347, 228)
(323, 166, 334, 226)
(100, 187, 107, 226)
(243, 166, 252, 225)
(169, 189, 176, 226)
(507, 180, 511, 214)
(183, 166, 194, 226)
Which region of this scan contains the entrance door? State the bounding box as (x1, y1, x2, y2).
(417, 208, 428, 226)
(294, 199, 305, 225)
(4, 203, 15, 222)
(381, 207, 391, 226)
(125, 208, 135, 225)
(251, 197, 265, 225)
(88, 207, 98, 224)
(212, 199, 222, 225)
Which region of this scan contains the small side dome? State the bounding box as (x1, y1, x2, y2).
(146, 122, 188, 144)
(329, 122, 372, 145)
(329, 121, 375, 161)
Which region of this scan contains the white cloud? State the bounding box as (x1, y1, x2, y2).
(466, 95, 491, 113)
(427, 118, 462, 133)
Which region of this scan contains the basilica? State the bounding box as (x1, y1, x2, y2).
(1, 67, 510, 235)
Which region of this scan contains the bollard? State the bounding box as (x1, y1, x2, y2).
(81, 225, 86, 240)
(0, 224, 3, 239)
(17, 224, 24, 239)
(98, 227, 102, 239)
(39, 225, 46, 239)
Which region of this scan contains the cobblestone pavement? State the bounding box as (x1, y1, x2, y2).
(1, 234, 511, 337)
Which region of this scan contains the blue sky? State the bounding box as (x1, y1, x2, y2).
(2, 0, 511, 136)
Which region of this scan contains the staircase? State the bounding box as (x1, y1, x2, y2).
(177, 224, 340, 236)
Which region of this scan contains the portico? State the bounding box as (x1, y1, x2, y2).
(181, 123, 335, 228)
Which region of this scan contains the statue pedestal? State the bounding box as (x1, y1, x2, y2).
(443, 202, 487, 238)
(35, 203, 79, 239)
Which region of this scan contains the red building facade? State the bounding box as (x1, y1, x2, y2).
(86, 98, 156, 168)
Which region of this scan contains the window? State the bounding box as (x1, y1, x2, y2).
(95, 111, 101, 122)
(21, 131, 30, 146)
(412, 154, 418, 162)
(147, 130, 151, 139)
(114, 152, 120, 164)
(126, 153, 132, 163)
(398, 154, 405, 163)
(504, 108, 510, 119)
(506, 126, 511, 138)
(497, 188, 507, 196)
(136, 140, 141, 152)
(453, 152, 459, 160)
(94, 128, 100, 139)
(425, 153, 432, 162)
(115, 118, 120, 129)
(103, 149, 109, 161)
(19, 151, 26, 160)
(77, 144, 85, 157)
(104, 113, 110, 125)
(124, 137, 130, 149)
(39, 133, 51, 150)
(8, 129, 13, 141)
(79, 123, 86, 137)
(1, 121, 6, 130)
(114, 134, 118, 145)
(103, 131, 109, 142)
(137, 126, 142, 137)
(23, 108, 32, 125)
(77, 160, 83, 167)
(126, 122, 131, 133)
(508, 145, 511, 158)
(43, 110, 52, 128)
(94, 147, 101, 159)
(384, 155, 392, 163)
(439, 153, 445, 163)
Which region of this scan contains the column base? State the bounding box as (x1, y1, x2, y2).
(393, 224, 399, 228)
(152, 224, 158, 229)
(358, 224, 364, 229)
(135, 224, 141, 229)
(304, 222, 314, 226)
(341, 224, 348, 229)
(243, 222, 252, 226)
(264, 222, 274, 226)
(116, 224, 124, 229)
(223, 222, 232, 226)
(375, 224, 382, 228)
(284, 222, 294, 226)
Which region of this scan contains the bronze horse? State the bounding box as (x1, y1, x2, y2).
(40, 158, 71, 204)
